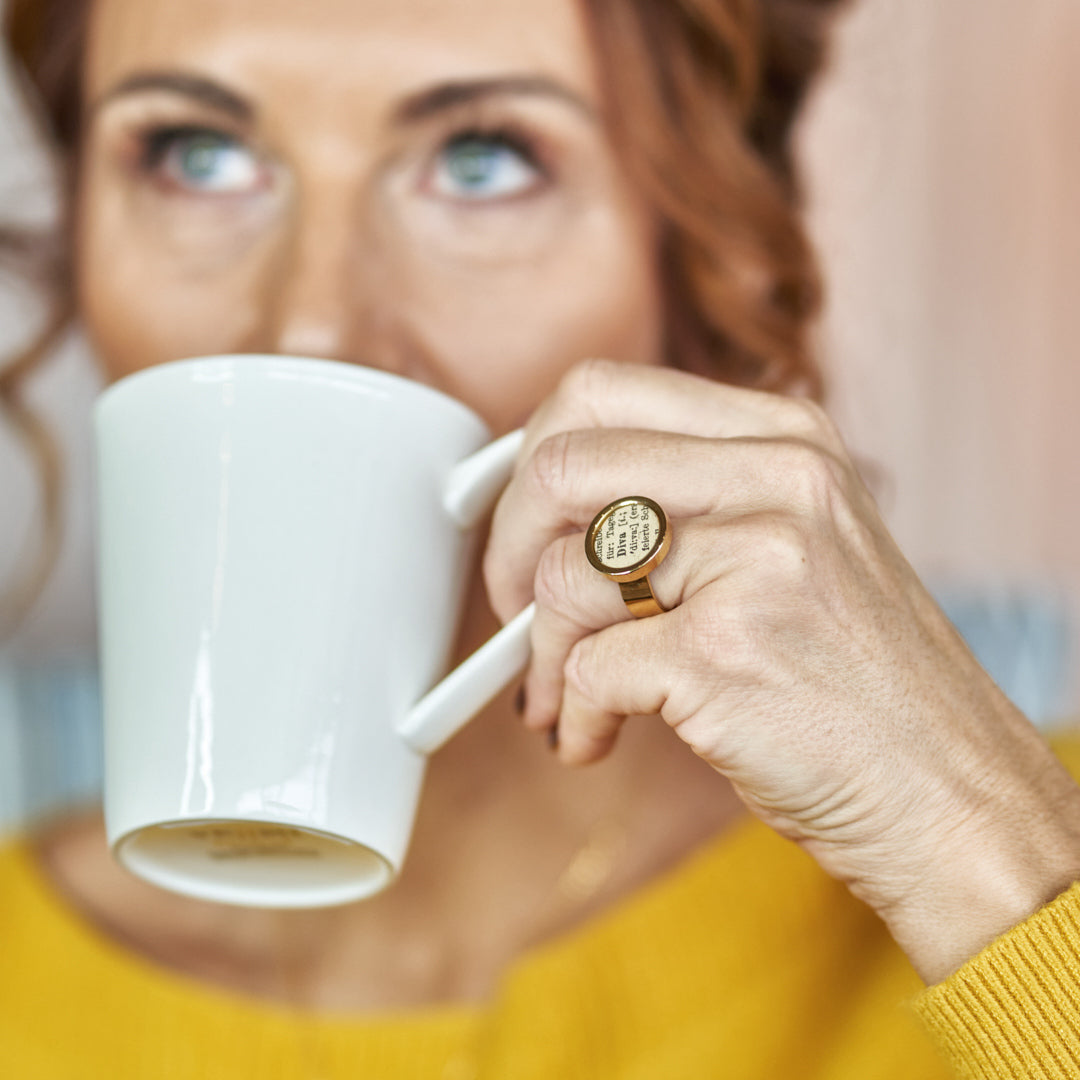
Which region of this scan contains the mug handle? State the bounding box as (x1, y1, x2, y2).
(395, 430, 536, 755)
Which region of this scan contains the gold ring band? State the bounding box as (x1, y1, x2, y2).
(585, 496, 671, 619)
(616, 577, 666, 618)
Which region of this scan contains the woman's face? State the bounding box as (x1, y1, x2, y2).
(76, 0, 663, 433)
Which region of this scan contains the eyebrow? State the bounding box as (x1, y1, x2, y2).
(91, 72, 254, 122)
(392, 75, 595, 126)
(91, 71, 594, 128)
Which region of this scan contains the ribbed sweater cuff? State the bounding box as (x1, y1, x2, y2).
(910, 880, 1080, 1079)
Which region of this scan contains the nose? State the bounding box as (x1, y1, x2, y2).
(259, 184, 369, 366)
(250, 175, 445, 389)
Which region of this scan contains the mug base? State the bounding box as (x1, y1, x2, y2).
(114, 819, 394, 908)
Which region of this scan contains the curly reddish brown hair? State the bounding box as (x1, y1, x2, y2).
(0, 0, 847, 633)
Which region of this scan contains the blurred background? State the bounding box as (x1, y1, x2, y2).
(2, 0, 1079, 833)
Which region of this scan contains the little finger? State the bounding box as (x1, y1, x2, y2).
(525, 513, 748, 736)
(556, 616, 676, 765)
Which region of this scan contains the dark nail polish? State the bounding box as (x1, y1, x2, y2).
(547, 725, 560, 751)
(514, 686, 526, 716)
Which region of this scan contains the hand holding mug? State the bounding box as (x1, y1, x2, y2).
(484, 358, 1080, 982)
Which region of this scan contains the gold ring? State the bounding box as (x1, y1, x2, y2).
(585, 496, 671, 618)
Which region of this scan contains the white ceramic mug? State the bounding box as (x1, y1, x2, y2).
(95, 355, 534, 908)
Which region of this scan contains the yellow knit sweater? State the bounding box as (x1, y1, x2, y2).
(3, 740, 1080, 1078)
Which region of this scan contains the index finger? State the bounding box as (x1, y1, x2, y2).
(517, 358, 841, 465)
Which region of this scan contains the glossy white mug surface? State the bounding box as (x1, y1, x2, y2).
(95, 355, 533, 908)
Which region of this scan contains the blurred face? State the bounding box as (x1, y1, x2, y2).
(76, 0, 663, 433)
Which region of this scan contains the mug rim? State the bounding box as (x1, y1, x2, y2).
(95, 353, 491, 436)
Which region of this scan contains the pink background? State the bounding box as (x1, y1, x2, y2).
(2, 0, 1079, 707)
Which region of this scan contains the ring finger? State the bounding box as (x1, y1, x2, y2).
(522, 511, 757, 734)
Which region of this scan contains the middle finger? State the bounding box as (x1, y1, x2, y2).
(486, 426, 837, 620)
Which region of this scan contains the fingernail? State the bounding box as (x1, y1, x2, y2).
(514, 686, 526, 716)
(547, 725, 560, 751)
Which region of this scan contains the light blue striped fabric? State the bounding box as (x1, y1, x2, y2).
(0, 654, 104, 836)
(932, 584, 1074, 728)
(0, 586, 1073, 835)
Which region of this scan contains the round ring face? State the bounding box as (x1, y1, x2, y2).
(586, 496, 669, 578)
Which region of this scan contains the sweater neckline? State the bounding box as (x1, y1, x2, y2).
(3, 807, 830, 1030)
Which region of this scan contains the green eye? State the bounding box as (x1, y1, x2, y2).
(433, 134, 540, 200)
(177, 135, 232, 182)
(147, 129, 265, 194)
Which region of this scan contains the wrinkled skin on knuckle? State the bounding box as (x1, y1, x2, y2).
(532, 536, 576, 615)
(771, 445, 888, 588)
(527, 429, 580, 506)
(679, 550, 822, 700)
(774, 438, 857, 524)
(562, 634, 598, 704)
(669, 525, 731, 606)
(672, 596, 761, 699)
(663, 598, 762, 759)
